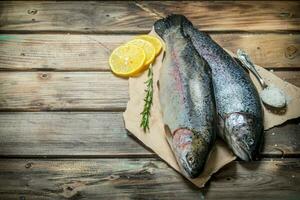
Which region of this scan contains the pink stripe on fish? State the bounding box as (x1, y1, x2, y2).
(170, 50, 185, 104)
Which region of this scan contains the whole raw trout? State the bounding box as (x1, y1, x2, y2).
(178, 15, 263, 161)
(154, 16, 216, 178)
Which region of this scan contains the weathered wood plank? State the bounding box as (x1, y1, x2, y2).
(273, 70, 300, 86)
(0, 112, 147, 156)
(0, 71, 299, 111)
(262, 118, 300, 157)
(0, 34, 299, 70)
(0, 112, 298, 157)
(0, 159, 298, 199)
(0, 72, 128, 111)
(0, 1, 299, 33)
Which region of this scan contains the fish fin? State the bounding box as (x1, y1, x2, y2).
(164, 124, 173, 139)
(162, 50, 166, 61)
(154, 14, 189, 38)
(217, 113, 226, 140)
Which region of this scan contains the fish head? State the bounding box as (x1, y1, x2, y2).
(223, 112, 262, 161)
(172, 128, 210, 178)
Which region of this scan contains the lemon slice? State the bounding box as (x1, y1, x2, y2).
(135, 35, 163, 56)
(109, 44, 146, 77)
(127, 39, 156, 67)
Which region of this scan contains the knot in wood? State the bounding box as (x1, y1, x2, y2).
(66, 186, 73, 191)
(39, 73, 50, 80)
(27, 9, 38, 15)
(41, 73, 47, 78)
(285, 45, 298, 59)
(25, 163, 32, 169)
(279, 12, 292, 18)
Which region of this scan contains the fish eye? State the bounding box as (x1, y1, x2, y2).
(248, 138, 254, 145)
(186, 153, 194, 165)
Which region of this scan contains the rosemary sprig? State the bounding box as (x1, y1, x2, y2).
(140, 65, 154, 132)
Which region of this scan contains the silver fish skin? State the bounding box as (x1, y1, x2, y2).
(176, 15, 263, 161)
(154, 16, 216, 178)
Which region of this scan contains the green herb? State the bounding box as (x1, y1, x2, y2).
(140, 65, 154, 132)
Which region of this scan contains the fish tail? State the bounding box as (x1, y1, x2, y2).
(154, 14, 191, 38)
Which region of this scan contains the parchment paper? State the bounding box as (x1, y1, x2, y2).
(123, 30, 300, 188)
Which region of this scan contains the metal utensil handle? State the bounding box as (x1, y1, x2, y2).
(237, 49, 268, 88)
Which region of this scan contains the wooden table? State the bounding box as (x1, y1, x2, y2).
(0, 1, 299, 199)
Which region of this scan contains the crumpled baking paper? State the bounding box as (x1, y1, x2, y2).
(123, 30, 300, 188)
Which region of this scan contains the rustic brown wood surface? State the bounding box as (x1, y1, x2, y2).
(0, 71, 299, 111)
(0, 159, 298, 200)
(0, 1, 299, 32)
(0, 1, 299, 199)
(0, 112, 298, 157)
(0, 72, 128, 111)
(0, 34, 299, 70)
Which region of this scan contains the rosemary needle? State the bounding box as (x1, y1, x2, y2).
(140, 65, 154, 132)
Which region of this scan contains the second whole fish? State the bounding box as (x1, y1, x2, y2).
(176, 15, 264, 161)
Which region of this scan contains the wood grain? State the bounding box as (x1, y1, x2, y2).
(261, 119, 300, 157)
(0, 158, 298, 199)
(0, 1, 298, 199)
(273, 70, 300, 86)
(0, 72, 128, 111)
(0, 112, 298, 157)
(0, 112, 148, 157)
(0, 1, 299, 33)
(0, 34, 299, 70)
(0, 71, 299, 111)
